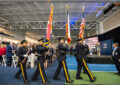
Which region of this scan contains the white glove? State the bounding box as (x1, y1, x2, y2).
(24, 54, 28, 57)
(65, 41, 67, 44)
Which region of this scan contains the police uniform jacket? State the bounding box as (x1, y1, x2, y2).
(36, 45, 47, 61)
(17, 46, 28, 62)
(76, 43, 86, 59)
(58, 43, 68, 61)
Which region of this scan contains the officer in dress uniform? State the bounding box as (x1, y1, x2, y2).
(112, 43, 120, 75)
(32, 38, 49, 84)
(53, 37, 73, 83)
(15, 40, 30, 84)
(75, 38, 96, 82)
(83, 41, 90, 74)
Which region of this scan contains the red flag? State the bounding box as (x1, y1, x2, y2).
(46, 4, 53, 41)
(44, 4, 53, 47)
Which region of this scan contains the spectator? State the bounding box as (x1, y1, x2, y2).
(2, 44, 6, 55)
(6, 42, 14, 66)
(30, 44, 36, 68)
(112, 43, 120, 75)
(70, 46, 74, 56)
(0, 43, 2, 63)
(96, 42, 101, 57)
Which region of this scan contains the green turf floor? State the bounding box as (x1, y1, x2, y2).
(66, 71, 120, 84)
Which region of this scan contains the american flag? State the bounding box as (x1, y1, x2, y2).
(85, 37, 98, 48)
(79, 7, 85, 39)
(79, 18, 85, 39)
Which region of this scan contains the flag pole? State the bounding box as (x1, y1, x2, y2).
(82, 6, 85, 41)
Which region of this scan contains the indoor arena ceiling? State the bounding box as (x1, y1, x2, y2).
(0, 0, 119, 39)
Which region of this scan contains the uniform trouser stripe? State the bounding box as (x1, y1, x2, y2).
(38, 63, 45, 84)
(83, 67, 85, 72)
(82, 58, 94, 80)
(62, 61, 70, 82)
(20, 63, 25, 81)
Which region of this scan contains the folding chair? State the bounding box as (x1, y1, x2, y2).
(11, 54, 18, 68)
(2, 55, 7, 67)
(26, 55, 31, 68)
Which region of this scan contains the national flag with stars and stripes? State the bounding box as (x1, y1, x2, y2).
(79, 7, 85, 40)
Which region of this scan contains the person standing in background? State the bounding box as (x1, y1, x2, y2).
(30, 44, 36, 68)
(13, 43, 17, 55)
(16, 43, 22, 54)
(70, 46, 74, 56)
(112, 43, 120, 75)
(96, 42, 101, 57)
(0, 43, 6, 64)
(2, 44, 6, 56)
(6, 42, 13, 66)
(0, 43, 2, 64)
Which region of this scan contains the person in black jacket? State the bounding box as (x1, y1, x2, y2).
(112, 43, 120, 75)
(32, 38, 49, 84)
(53, 37, 73, 83)
(15, 40, 30, 84)
(75, 38, 96, 82)
(82, 42, 90, 74)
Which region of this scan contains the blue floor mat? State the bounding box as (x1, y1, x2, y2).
(0, 56, 118, 84)
(66, 56, 117, 72)
(0, 60, 65, 84)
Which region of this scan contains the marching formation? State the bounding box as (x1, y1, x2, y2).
(13, 4, 96, 84)
(14, 37, 96, 84)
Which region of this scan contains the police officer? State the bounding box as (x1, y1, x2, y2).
(83, 41, 90, 74)
(32, 38, 49, 84)
(75, 38, 96, 82)
(15, 40, 30, 84)
(53, 37, 73, 83)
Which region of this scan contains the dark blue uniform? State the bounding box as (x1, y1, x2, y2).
(53, 43, 71, 82)
(32, 45, 48, 84)
(76, 43, 95, 81)
(15, 46, 29, 82)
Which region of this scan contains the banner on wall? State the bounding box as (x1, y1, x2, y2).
(85, 36, 98, 48)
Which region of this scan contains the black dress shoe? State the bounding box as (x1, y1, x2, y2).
(83, 72, 87, 74)
(32, 78, 37, 81)
(24, 80, 30, 84)
(115, 72, 120, 76)
(90, 77, 96, 82)
(76, 77, 83, 80)
(14, 75, 21, 79)
(53, 77, 61, 80)
(114, 72, 119, 74)
(66, 80, 74, 83)
(45, 81, 50, 84)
